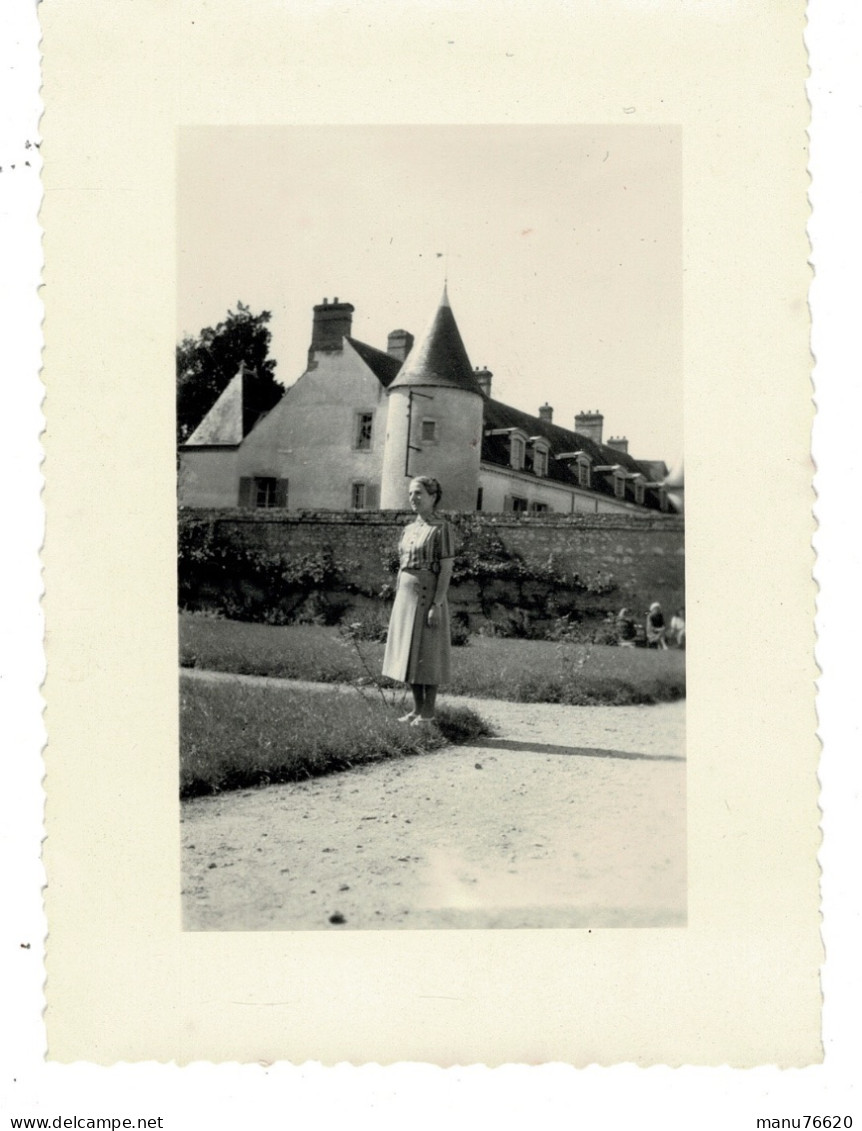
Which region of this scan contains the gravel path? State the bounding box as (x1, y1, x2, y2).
(181, 678, 685, 931)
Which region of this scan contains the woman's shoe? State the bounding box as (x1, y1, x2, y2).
(410, 715, 434, 727)
(398, 711, 417, 723)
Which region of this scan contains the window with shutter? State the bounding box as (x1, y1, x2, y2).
(354, 412, 374, 450)
(351, 482, 367, 510)
(238, 477, 254, 507)
(255, 477, 278, 508)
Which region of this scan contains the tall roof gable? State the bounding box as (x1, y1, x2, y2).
(388, 285, 484, 396)
(345, 337, 403, 387)
(184, 370, 244, 446)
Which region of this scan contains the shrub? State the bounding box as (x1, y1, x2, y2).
(545, 614, 586, 643)
(450, 621, 472, 647)
(339, 615, 390, 643)
(178, 518, 360, 623)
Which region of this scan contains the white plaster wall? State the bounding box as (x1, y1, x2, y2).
(380, 386, 483, 510)
(178, 449, 239, 507)
(478, 466, 640, 515)
(237, 344, 388, 510)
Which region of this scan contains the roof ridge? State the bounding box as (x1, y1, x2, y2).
(345, 335, 392, 359)
(345, 336, 403, 388)
(484, 396, 645, 468)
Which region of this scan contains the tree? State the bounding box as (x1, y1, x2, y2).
(176, 302, 283, 444)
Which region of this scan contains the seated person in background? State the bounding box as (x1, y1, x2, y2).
(645, 602, 668, 649)
(616, 607, 637, 647)
(669, 607, 686, 649)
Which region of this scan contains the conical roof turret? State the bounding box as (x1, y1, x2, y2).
(388, 285, 484, 395)
(663, 457, 684, 514)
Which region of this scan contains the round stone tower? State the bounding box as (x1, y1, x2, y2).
(379, 286, 485, 512)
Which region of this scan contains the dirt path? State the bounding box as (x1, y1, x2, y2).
(181, 681, 685, 930)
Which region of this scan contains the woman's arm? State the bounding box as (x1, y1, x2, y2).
(433, 558, 453, 604)
(426, 558, 453, 627)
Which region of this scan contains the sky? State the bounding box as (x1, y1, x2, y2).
(178, 125, 682, 464)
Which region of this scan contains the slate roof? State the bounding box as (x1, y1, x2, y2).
(634, 458, 670, 483)
(387, 285, 485, 396)
(348, 291, 665, 511)
(480, 397, 665, 510)
(664, 459, 684, 490)
(184, 370, 244, 446)
(185, 295, 668, 512)
(182, 365, 283, 447)
(345, 337, 403, 387)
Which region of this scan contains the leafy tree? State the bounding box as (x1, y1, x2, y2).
(176, 302, 283, 443)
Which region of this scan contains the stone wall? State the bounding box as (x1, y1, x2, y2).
(178, 508, 685, 631)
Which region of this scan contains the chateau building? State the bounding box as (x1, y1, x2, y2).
(178, 289, 675, 515)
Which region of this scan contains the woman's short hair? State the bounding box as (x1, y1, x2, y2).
(410, 476, 443, 507)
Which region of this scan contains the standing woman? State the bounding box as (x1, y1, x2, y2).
(382, 476, 454, 725)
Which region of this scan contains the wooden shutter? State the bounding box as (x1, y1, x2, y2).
(503, 494, 514, 512)
(275, 478, 289, 508)
(364, 483, 379, 510)
(238, 477, 254, 507)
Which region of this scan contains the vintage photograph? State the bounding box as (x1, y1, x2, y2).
(176, 125, 686, 931)
(37, 0, 822, 1069)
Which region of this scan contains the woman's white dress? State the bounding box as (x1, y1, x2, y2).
(381, 518, 454, 685)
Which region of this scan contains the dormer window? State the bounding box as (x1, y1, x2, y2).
(485, 426, 530, 472)
(528, 438, 550, 478)
(614, 472, 626, 500)
(634, 478, 646, 505)
(558, 450, 593, 489)
(509, 432, 527, 470)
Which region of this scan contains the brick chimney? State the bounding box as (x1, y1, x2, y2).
(474, 366, 493, 397)
(387, 328, 414, 362)
(308, 297, 355, 364)
(606, 435, 629, 454)
(538, 402, 553, 423)
(574, 410, 604, 445)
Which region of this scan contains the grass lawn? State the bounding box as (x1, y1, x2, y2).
(180, 674, 491, 798)
(180, 613, 685, 707)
